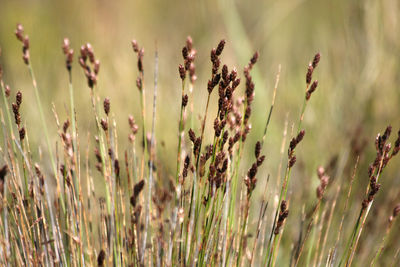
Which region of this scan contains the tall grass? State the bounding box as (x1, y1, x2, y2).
(1, 24, 400, 267)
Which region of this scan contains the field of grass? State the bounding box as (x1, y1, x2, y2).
(1, 0, 400, 266)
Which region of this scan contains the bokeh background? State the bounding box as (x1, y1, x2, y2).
(1, 0, 400, 265)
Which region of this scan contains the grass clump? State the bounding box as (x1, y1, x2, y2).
(0, 23, 400, 267)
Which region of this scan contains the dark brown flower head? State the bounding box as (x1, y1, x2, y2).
(255, 141, 261, 158)
(101, 118, 108, 132)
(210, 48, 217, 63)
(221, 131, 229, 147)
(306, 80, 318, 100)
(182, 94, 188, 107)
(280, 200, 287, 211)
(131, 179, 145, 207)
(134, 179, 145, 197)
(232, 78, 241, 90)
(94, 147, 102, 164)
(222, 64, 229, 82)
(15, 25, 30, 65)
(306, 64, 313, 85)
(97, 249, 106, 266)
(16, 91, 22, 107)
(207, 80, 213, 94)
(114, 159, 120, 177)
(214, 119, 223, 137)
(213, 73, 221, 87)
(78, 43, 99, 88)
(182, 155, 191, 180)
(257, 155, 265, 166)
(275, 200, 289, 235)
(63, 119, 70, 133)
(103, 98, 110, 115)
(250, 51, 259, 67)
(18, 127, 25, 141)
(216, 39, 226, 56)
(289, 156, 297, 168)
(182, 46, 189, 60)
(312, 52, 321, 68)
(12, 102, 19, 115)
(184, 155, 190, 169)
(188, 128, 196, 143)
(382, 125, 392, 143)
(12, 103, 21, 126)
(194, 137, 201, 157)
(178, 64, 185, 80)
(289, 130, 306, 155)
(15, 23, 24, 42)
(137, 48, 144, 72)
(296, 130, 305, 143)
(0, 165, 8, 182)
(0, 164, 7, 196)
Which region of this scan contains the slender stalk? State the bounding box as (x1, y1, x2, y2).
(144, 46, 158, 266)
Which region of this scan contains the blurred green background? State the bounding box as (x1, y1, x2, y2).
(1, 0, 400, 264)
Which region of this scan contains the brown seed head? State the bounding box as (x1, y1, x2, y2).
(306, 64, 313, 85)
(182, 94, 188, 107)
(250, 52, 259, 66)
(178, 64, 185, 80)
(15, 24, 24, 42)
(216, 39, 226, 56)
(0, 165, 8, 181)
(103, 98, 110, 115)
(97, 250, 106, 266)
(188, 128, 196, 143)
(312, 52, 321, 68)
(63, 120, 70, 133)
(101, 118, 108, 131)
(306, 80, 318, 100)
(182, 46, 189, 60)
(281, 200, 287, 211)
(289, 156, 297, 168)
(16, 91, 22, 107)
(257, 155, 265, 166)
(255, 141, 261, 158)
(19, 127, 25, 141)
